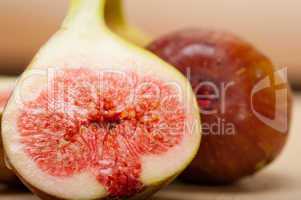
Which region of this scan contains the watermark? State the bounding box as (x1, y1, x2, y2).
(202, 117, 236, 136)
(12, 68, 198, 138)
(184, 67, 290, 135)
(251, 68, 289, 133)
(10, 66, 290, 137)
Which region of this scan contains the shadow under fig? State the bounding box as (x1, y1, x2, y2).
(0, 182, 29, 194)
(0, 171, 295, 199)
(153, 172, 296, 200)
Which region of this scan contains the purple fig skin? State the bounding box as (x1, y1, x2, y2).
(147, 29, 293, 184)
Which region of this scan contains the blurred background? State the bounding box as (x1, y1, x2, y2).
(0, 0, 300, 86)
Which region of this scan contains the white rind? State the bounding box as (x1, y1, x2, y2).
(141, 122, 201, 184)
(141, 84, 201, 184)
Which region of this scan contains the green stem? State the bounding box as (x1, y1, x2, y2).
(62, 0, 149, 45)
(62, 0, 107, 33)
(105, 0, 125, 28)
(105, 0, 150, 46)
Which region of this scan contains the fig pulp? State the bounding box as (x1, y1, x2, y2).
(18, 69, 187, 196)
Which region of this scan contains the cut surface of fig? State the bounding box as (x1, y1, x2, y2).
(18, 69, 186, 197)
(1, 0, 200, 199)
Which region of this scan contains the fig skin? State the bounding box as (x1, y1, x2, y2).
(147, 29, 293, 184)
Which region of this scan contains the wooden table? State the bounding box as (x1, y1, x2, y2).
(1, 95, 301, 200)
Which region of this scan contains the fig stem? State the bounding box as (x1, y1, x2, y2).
(63, 0, 150, 45)
(105, 0, 124, 27)
(105, 0, 151, 46)
(63, 0, 108, 33)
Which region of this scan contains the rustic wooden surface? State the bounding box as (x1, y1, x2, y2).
(0, 94, 300, 199)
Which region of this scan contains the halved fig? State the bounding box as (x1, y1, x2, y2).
(1, 0, 201, 199)
(0, 77, 17, 183)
